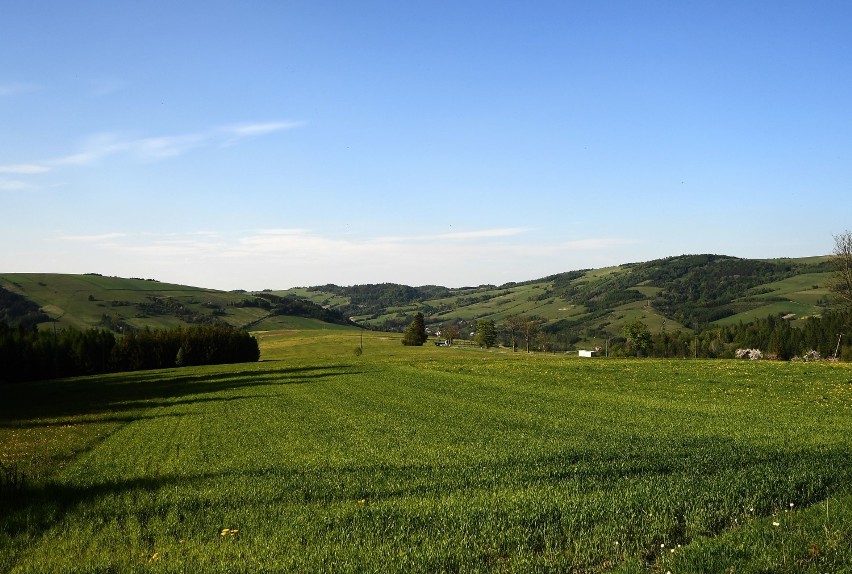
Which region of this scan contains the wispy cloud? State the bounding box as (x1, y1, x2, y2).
(223, 122, 304, 138)
(58, 232, 128, 242)
(434, 228, 528, 241)
(370, 227, 530, 245)
(0, 164, 51, 174)
(44, 228, 636, 290)
(53, 132, 208, 166)
(53, 122, 303, 167)
(0, 120, 304, 180)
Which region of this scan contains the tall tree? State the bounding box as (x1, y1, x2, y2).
(623, 320, 651, 357)
(442, 324, 460, 345)
(830, 230, 852, 315)
(503, 315, 525, 352)
(474, 319, 497, 348)
(522, 318, 541, 353)
(402, 312, 428, 346)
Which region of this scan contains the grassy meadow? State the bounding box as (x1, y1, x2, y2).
(2, 329, 851, 572)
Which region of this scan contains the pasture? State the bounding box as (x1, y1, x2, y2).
(1, 329, 851, 572)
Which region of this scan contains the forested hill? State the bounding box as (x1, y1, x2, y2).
(282, 254, 836, 338)
(0, 254, 837, 342)
(546, 254, 832, 328)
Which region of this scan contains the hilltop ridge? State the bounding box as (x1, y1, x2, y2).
(280, 254, 835, 340)
(1, 254, 837, 345)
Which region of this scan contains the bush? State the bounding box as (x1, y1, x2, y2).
(735, 348, 763, 360)
(792, 350, 821, 362)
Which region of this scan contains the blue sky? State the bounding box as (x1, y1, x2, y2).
(2, 1, 851, 290)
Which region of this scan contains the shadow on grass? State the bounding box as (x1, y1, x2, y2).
(0, 364, 360, 427)
(2, 442, 850, 565)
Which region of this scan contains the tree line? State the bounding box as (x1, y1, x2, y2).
(615, 312, 851, 360)
(404, 310, 851, 361)
(0, 322, 260, 383)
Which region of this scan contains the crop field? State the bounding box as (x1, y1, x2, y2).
(2, 329, 851, 572)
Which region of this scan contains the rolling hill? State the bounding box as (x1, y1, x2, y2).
(279, 254, 837, 344)
(0, 273, 353, 333)
(0, 254, 839, 347)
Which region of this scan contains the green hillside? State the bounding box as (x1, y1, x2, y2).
(1, 254, 838, 345)
(0, 273, 351, 333)
(282, 254, 837, 345)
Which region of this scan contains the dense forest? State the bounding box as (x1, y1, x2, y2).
(0, 323, 260, 383)
(307, 283, 453, 317)
(0, 285, 49, 328)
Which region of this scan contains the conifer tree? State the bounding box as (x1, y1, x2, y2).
(402, 312, 428, 346)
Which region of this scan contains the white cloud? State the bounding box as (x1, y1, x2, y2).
(223, 122, 305, 138)
(370, 227, 529, 245)
(46, 228, 635, 290)
(6, 121, 304, 173)
(54, 131, 209, 166)
(434, 228, 529, 241)
(0, 164, 51, 174)
(58, 233, 128, 242)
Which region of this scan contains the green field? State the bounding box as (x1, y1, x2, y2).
(2, 329, 851, 572)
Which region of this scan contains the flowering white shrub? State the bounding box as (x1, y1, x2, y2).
(803, 349, 820, 361)
(792, 349, 821, 362)
(735, 348, 763, 360)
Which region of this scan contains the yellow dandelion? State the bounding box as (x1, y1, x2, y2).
(148, 552, 159, 563)
(221, 528, 230, 536)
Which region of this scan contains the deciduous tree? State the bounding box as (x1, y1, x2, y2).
(442, 324, 460, 345)
(503, 315, 525, 352)
(474, 319, 497, 348)
(522, 318, 541, 353)
(623, 320, 651, 357)
(830, 230, 852, 314)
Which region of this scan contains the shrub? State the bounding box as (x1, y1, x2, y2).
(792, 350, 821, 362)
(735, 348, 763, 360)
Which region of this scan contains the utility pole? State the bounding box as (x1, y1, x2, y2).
(835, 333, 843, 359)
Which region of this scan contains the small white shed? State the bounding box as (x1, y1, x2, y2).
(578, 349, 598, 358)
